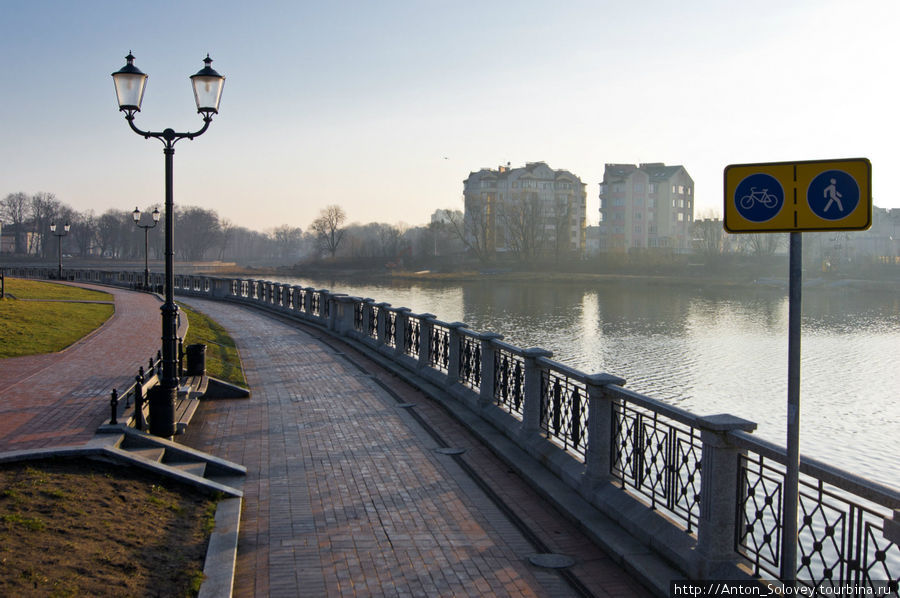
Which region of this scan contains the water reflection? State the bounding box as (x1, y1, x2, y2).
(272, 275, 899, 488)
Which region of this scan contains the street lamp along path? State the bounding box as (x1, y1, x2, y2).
(49, 221, 70, 280)
(112, 52, 225, 438)
(132, 206, 160, 291)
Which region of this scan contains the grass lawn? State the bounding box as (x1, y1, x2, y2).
(3, 278, 112, 302)
(0, 459, 218, 598)
(0, 278, 115, 358)
(179, 302, 247, 389)
(0, 277, 246, 387)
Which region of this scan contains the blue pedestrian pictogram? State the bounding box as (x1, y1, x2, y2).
(807, 170, 859, 220)
(735, 173, 784, 223)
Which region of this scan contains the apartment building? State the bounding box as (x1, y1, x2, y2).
(462, 162, 587, 258)
(598, 163, 694, 251)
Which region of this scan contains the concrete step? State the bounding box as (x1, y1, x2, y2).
(165, 461, 208, 477)
(205, 474, 247, 491)
(106, 427, 247, 495)
(125, 447, 166, 463)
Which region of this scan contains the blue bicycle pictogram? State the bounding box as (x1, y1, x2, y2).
(807, 169, 860, 221)
(735, 173, 784, 223)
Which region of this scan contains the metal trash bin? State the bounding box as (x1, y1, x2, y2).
(147, 385, 176, 437)
(185, 343, 207, 376)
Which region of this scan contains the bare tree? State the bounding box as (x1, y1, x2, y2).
(447, 205, 491, 262)
(270, 225, 304, 260)
(692, 218, 726, 257)
(29, 192, 62, 257)
(497, 193, 546, 262)
(550, 195, 574, 262)
(742, 232, 785, 256)
(178, 206, 221, 261)
(0, 192, 30, 254)
(97, 209, 129, 258)
(311, 205, 346, 258)
(218, 218, 235, 260)
(70, 209, 99, 257)
(378, 223, 405, 258)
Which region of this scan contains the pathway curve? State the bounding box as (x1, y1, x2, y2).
(179, 297, 652, 598)
(0, 283, 162, 451)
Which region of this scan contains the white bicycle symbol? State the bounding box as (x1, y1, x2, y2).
(740, 187, 779, 210)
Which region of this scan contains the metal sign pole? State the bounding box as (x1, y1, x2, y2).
(782, 231, 802, 583)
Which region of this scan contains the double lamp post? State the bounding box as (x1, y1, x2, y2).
(132, 206, 160, 290)
(112, 52, 225, 437)
(49, 221, 70, 280)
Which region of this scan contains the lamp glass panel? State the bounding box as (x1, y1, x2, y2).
(191, 75, 224, 113)
(113, 72, 147, 110)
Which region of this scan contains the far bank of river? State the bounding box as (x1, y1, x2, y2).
(228, 264, 900, 293)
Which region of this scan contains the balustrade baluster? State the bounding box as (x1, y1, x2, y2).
(418, 315, 436, 371)
(520, 348, 552, 440)
(694, 415, 757, 579)
(582, 373, 625, 494)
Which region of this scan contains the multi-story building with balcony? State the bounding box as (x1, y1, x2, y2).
(598, 163, 695, 251)
(462, 162, 587, 259)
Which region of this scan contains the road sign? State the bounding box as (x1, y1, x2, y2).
(724, 158, 871, 233)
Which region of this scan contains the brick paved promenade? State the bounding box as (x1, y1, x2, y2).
(179, 298, 652, 598)
(0, 283, 162, 452)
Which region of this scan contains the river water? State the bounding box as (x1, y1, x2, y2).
(271, 275, 899, 489)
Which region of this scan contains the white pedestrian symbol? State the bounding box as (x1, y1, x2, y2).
(823, 178, 843, 212)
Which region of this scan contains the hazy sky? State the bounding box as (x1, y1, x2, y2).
(2, 0, 897, 233)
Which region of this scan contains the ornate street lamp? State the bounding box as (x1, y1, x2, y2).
(49, 221, 70, 280)
(113, 52, 224, 437)
(132, 206, 160, 290)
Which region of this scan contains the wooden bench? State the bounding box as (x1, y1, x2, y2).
(175, 374, 208, 434)
(123, 373, 208, 435)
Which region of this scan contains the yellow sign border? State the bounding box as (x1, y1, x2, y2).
(724, 158, 871, 233)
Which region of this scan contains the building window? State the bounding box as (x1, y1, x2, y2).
(635, 224, 642, 233)
(678, 213, 684, 222)
(648, 198, 655, 208)
(649, 183, 656, 193)
(634, 212, 643, 220)
(634, 183, 644, 193)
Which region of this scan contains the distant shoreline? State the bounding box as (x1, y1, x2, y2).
(214, 266, 900, 293)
